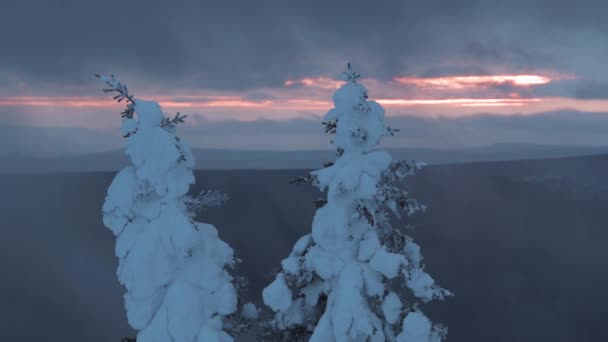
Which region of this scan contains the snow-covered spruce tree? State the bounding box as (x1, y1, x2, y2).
(262, 64, 451, 341)
(98, 75, 254, 342)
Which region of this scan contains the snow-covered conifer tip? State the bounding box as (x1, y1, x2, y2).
(343, 62, 361, 83)
(95, 74, 187, 137)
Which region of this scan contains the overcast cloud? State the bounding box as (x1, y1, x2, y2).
(1, 0, 608, 92)
(2, 0, 608, 156)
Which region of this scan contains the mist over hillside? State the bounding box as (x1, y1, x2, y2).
(2, 143, 608, 173)
(1, 154, 607, 341)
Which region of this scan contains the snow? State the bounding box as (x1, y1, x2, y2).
(115, 217, 146, 259)
(357, 230, 380, 261)
(280, 298, 306, 327)
(125, 125, 194, 198)
(403, 238, 452, 302)
(369, 248, 405, 279)
(311, 151, 392, 194)
(122, 117, 138, 136)
(241, 302, 260, 320)
(304, 245, 345, 280)
(102, 167, 138, 235)
(397, 311, 444, 342)
(134, 100, 164, 128)
(311, 204, 349, 250)
(262, 274, 293, 312)
(361, 263, 385, 297)
(261, 65, 449, 341)
(197, 316, 234, 342)
(292, 234, 313, 254)
(382, 292, 403, 325)
(332, 263, 385, 341)
(281, 255, 300, 274)
(101, 89, 237, 341)
(406, 268, 439, 302)
(325, 80, 386, 154)
(302, 280, 326, 306)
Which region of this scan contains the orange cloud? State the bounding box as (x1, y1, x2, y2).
(377, 98, 542, 107)
(284, 77, 343, 89)
(0, 96, 111, 108)
(0, 96, 273, 109)
(393, 75, 552, 89)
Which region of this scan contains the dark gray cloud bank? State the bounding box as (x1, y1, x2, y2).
(1, 0, 608, 93)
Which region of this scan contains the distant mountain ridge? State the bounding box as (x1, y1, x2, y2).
(1, 143, 608, 173)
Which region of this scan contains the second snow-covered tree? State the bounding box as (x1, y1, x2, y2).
(99, 75, 245, 342)
(262, 64, 451, 341)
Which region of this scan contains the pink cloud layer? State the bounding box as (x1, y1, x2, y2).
(2, 73, 607, 127)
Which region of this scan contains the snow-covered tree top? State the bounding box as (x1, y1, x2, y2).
(96, 74, 194, 198)
(99, 75, 244, 341)
(324, 64, 386, 155)
(263, 65, 449, 341)
(342, 62, 361, 83)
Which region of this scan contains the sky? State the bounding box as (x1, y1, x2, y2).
(2, 0, 608, 156)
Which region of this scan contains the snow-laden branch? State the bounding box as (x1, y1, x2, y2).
(95, 74, 136, 119)
(160, 112, 188, 129)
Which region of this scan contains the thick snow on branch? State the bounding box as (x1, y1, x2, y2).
(262, 65, 450, 341)
(100, 75, 239, 342)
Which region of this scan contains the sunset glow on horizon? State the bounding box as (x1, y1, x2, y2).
(376, 97, 542, 107)
(393, 74, 553, 89)
(2, 71, 607, 125)
(284, 77, 343, 89)
(0, 94, 545, 111)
